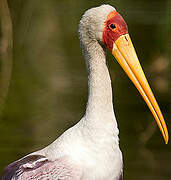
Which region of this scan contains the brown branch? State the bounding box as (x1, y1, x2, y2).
(0, 0, 13, 115)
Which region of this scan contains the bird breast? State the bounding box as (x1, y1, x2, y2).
(43, 120, 123, 180)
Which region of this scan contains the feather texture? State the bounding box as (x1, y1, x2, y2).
(1, 155, 82, 180)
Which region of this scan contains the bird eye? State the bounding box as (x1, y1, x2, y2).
(110, 24, 116, 29)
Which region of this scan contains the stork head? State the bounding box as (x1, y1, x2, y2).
(79, 4, 169, 144)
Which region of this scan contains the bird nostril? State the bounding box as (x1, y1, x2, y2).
(125, 36, 128, 41)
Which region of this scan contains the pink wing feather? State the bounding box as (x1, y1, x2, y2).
(1, 155, 82, 180)
(119, 173, 123, 180)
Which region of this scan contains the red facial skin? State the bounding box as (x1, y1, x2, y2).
(102, 11, 128, 52)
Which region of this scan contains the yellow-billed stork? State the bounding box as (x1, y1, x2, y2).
(1, 4, 168, 180)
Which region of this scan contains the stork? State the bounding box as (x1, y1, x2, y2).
(1, 4, 168, 180)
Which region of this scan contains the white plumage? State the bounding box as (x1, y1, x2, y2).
(2, 4, 123, 180)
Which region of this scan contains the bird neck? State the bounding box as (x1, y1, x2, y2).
(81, 40, 118, 132)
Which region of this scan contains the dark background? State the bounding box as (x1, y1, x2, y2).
(0, 0, 171, 179)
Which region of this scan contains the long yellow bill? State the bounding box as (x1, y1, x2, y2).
(112, 34, 169, 144)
